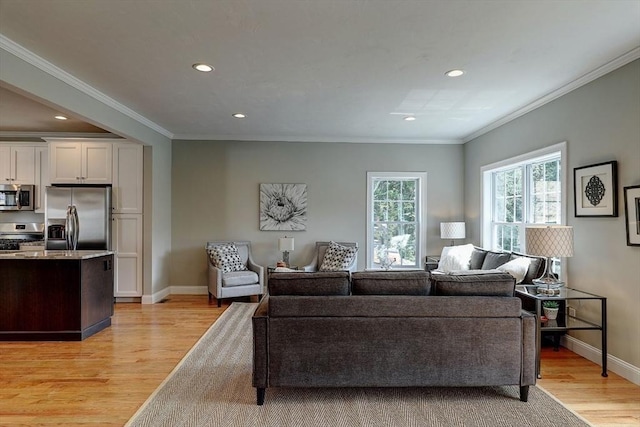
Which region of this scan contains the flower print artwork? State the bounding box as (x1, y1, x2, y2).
(260, 183, 307, 231)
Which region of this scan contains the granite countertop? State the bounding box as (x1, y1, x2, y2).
(0, 250, 115, 260)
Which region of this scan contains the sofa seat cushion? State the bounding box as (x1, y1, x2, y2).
(268, 271, 350, 296)
(430, 272, 515, 296)
(222, 270, 259, 287)
(351, 271, 430, 295)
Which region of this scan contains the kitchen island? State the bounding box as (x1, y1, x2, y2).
(0, 251, 115, 341)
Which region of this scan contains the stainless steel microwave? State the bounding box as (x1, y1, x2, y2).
(0, 184, 35, 211)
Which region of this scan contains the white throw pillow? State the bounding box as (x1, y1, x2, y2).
(497, 257, 531, 284)
(319, 241, 358, 271)
(437, 244, 474, 272)
(207, 244, 248, 273)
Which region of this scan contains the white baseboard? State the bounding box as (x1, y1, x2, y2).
(140, 285, 207, 304)
(562, 335, 640, 386)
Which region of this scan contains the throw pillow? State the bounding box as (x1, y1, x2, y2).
(437, 244, 474, 272)
(497, 256, 531, 284)
(207, 243, 248, 273)
(319, 241, 358, 271)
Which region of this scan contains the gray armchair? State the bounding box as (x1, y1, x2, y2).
(206, 241, 264, 307)
(302, 241, 358, 272)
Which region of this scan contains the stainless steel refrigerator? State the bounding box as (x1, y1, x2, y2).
(45, 186, 112, 250)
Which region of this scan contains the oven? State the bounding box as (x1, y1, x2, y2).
(0, 222, 44, 251)
(0, 184, 35, 211)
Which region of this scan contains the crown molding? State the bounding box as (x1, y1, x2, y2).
(172, 133, 463, 145)
(464, 47, 640, 143)
(0, 35, 174, 139)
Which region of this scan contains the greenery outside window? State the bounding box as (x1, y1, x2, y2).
(366, 172, 426, 269)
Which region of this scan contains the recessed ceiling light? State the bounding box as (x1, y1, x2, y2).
(54, 115, 68, 120)
(403, 116, 416, 121)
(232, 113, 246, 119)
(192, 63, 214, 72)
(445, 69, 464, 77)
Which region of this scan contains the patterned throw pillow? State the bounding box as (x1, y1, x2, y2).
(207, 243, 248, 273)
(319, 241, 358, 271)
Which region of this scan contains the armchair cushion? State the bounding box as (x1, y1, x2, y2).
(207, 243, 248, 273)
(223, 270, 260, 287)
(319, 241, 358, 271)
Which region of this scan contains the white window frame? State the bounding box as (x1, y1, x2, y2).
(366, 171, 427, 270)
(481, 142, 567, 274)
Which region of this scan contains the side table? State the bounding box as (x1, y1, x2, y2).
(424, 255, 440, 272)
(515, 285, 607, 379)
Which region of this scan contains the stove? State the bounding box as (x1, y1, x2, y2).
(0, 222, 45, 250)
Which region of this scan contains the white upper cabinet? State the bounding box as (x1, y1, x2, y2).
(0, 145, 36, 184)
(48, 140, 113, 184)
(112, 143, 143, 214)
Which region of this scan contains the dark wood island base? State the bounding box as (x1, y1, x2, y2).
(0, 252, 114, 341)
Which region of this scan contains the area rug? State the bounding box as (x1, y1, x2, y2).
(126, 302, 592, 427)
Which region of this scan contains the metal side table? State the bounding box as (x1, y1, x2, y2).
(515, 285, 607, 379)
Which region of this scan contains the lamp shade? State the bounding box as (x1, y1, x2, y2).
(440, 222, 466, 240)
(525, 226, 574, 258)
(278, 237, 294, 252)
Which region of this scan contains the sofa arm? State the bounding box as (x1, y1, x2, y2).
(521, 310, 537, 386)
(252, 296, 269, 389)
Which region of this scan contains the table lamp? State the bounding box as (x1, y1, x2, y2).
(525, 225, 574, 295)
(440, 222, 466, 246)
(278, 236, 294, 267)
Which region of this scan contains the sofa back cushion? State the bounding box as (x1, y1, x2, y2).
(480, 251, 512, 269)
(430, 272, 515, 296)
(268, 271, 350, 296)
(511, 252, 546, 284)
(351, 271, 430, 295)
(469, 247, 488, 269)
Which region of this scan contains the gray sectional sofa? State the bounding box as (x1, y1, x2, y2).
(252, 270, 536, 405)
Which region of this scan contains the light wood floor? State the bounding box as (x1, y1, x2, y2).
(0, 295, 638, 426)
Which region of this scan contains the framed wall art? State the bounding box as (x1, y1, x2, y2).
(574, 161, 618, 217)
(259, 183, 307, 231)
(624, 185, 640, 246)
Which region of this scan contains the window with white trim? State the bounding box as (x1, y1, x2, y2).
(366, 172, 426, 269)
(482, 142, 567, 254)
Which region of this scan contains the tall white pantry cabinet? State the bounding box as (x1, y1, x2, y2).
(44, 138, 144, 298)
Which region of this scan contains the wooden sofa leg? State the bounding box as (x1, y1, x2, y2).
(257, 388, 265, 405)
(520, 385, 529, 402)
(217, 298, 222, 308)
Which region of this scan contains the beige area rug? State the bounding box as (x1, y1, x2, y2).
(126, 302, 592, 427)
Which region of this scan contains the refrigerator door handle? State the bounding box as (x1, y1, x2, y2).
(66, 205, 79, 250)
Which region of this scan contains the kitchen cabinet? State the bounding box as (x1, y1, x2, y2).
(0, 145, 36, 184)
(48, 140, 112, 184)
(112, 142, 143, 214)
(34, 146, 49, 212)
(112, 214, 143, 297)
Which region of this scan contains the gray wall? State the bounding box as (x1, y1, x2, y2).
(464, 60, 640, 368)
(170, 141, 464, 287)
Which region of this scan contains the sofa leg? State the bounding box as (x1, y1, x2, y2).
(520, 385, 529, 402)
(257, 388, 265, 405)
(217, 298, 222, 307)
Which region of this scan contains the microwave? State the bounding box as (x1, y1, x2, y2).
(0, 184, 35, 211)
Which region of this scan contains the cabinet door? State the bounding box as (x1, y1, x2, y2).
(11, 146, 36, 184)
(50, 142, 82, 183)
(34, 147, 49, 212)
(113, 214, 143, 297)
(112, 143, 143, 213)
(0, 146, 10, 183)
(82, 143, 112, 184)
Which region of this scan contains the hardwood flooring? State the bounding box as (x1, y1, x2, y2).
(0, 295, 638, 426)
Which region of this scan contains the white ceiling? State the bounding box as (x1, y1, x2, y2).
(0, 0, 639, 143)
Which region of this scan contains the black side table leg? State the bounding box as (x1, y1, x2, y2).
(601, 298, 608, 377)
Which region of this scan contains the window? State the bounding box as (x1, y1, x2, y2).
(366, 172, 426, 269)
(482, 142, 567, 254)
